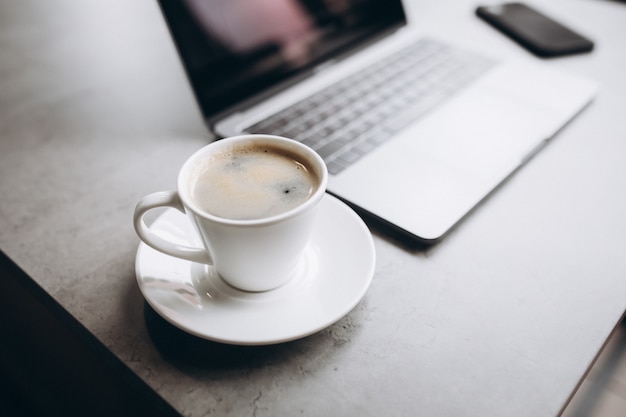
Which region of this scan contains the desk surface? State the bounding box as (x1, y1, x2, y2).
(1, 0, 625, 416)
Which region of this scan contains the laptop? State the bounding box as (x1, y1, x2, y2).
(156, 0, 597, 243)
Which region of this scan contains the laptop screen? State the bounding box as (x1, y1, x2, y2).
(158, 0, 406, 120)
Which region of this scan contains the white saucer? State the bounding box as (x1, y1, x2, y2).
(135, 194, 375, 346)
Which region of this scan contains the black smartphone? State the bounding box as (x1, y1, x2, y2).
(476, 3, 594, 57)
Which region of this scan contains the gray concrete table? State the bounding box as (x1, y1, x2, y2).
(1, 0, 625, 416)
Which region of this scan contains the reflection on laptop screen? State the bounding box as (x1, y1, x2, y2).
(158, 0, 406, 119)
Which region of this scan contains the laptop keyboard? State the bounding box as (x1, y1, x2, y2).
(246, 38, 495, 175)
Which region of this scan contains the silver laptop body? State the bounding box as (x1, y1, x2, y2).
(158, 0, 596, 243)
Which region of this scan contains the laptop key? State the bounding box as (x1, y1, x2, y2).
(326, 159, 347, 175)
(315, 138, 348, 159)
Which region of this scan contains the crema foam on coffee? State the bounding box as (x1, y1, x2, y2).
(190, 145, 318, 220)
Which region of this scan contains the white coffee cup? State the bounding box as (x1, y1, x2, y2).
(133, 135, 328, 292)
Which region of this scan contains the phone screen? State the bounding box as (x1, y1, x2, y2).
(476, 3, 594, 57)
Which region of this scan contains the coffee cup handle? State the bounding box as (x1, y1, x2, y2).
(133, 191, 213, 264)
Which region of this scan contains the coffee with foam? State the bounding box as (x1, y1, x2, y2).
(190, 145, 319, 220)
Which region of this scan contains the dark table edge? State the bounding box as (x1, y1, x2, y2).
(0, 250, 182, 417)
